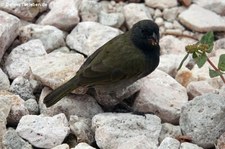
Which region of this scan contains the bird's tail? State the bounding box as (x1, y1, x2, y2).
(43, 76, 81, 107)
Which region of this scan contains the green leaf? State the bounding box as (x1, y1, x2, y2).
(200, 31, 214, 53)
(195, 52, 207, 68)
(177, 53, 189, 70)
(192, 52, 198, 59)
(209, 68, 222, 78)
(218, 54, 225, 71)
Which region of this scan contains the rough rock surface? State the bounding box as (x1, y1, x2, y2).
(92, 113, 161, 149)
(179, 4, 225, 32)
(16, 113, 70, 148)
(0, 10, 20, 61)
(180, 93, 225, 148)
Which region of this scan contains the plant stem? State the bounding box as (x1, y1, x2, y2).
(207, 58, 225, 83)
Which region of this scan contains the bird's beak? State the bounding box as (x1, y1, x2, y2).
(148, 32, 159, 46)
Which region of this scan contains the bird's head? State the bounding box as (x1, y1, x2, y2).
(131, 20, 160, 52)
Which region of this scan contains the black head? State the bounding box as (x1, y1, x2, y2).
(130, 20, 160, 54)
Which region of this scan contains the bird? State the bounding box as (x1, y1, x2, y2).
(44, 20, 160, 107)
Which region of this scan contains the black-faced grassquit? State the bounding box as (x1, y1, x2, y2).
(44, 20, 160, 107)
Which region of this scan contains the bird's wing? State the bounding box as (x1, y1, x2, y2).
(77, 32, 146, 86)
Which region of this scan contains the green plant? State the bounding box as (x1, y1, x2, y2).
(178, 31, 225, 83)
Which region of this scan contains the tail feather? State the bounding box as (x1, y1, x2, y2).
(43, 77, 80, 107)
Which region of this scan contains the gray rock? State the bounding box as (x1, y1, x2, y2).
(0, 68, 10, 90)
(39, 87, 103, 119)
(69, 115, 94, 144)
(92, 113, 161, 149)
(214, 38, 225, 51)
(0, 10, 20, 61)
(99, 11, 124, 28)
(123, 3, 152, 29)
(19, 24, 66, 52)
(24, 99, 39, 115)
(10, 76, 35, 100)
(66, 21, 121, 56)
(79, 0, 101, 22)
(187, 80, 216, 99)
(73, 142, 95, 149)
(193, 0, 225, 15)
(179, 4, 225, 32)
(145, 0, 178, 9)
(0, 94, 12, 149)
(133, 70, 188, 124)
(180, 142, 203, 149)
(180, 93, 225, 148)
(4, 39, 47, 79)
(219, 85, 225, 98)
(164, 21, 173, 29)
(16, 113, 70, 148)
(158, 137, 180, 149)
(29, 51, 85, 91)
(159, 123, 182, 143)
(0, 0, 46, 21)
(2, 128, 32, 149)
(163, 8, 179, 22)
(40, 0, 80, 31)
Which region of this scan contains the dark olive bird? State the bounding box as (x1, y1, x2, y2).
(44, 20, 160, 107)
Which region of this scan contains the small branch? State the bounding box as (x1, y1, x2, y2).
(163, 32, 199, 40)
(207, 58, 225, 83)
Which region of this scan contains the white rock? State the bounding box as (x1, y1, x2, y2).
(155, 17, 164, 26)
(173, 20, 185, 30)
(133, 69, 188, 124)
(0, 68, 10, 90)
(219, 85, 225, 98)
(39, 87, 103, 119)
(187, 80, 216, 99)
(159, 123, 182, 143)
(52, 144, 70, 149)
(66, 22, 122, 56)
(7, 94, 29, 126)
(4, 39, 47, 79)
(92, 113, 161, 149)
(180, 93, 225, 148)
(164, 21, 173, 29)
(99, 11, 124, 28)
(10, 76, 35, 100)
(29, 51, 84, 90)
(179, 4, 225, 32)
(16, 113, 70, 148)
(163, 8, 179, 22)
(69, 115, 94, 144)
(0, 10, 20, 61)
(0, 0, 46, 21)
(40, 0, 80, 31)
(117, 135, 157, 149)
(19, 24, 66, 52)
(214, 38, 225, 51)
(180, 142, 203, 149)
(73, 142, 95, 149)
(123, 3, 152, 29)
(193, 0, 225, 15)
(158, 54, 190, 77)
(79, 0, 101, 22)
(145, 0, 178, 9)
(154, 9, 162, 18)
(159, 35, 187, 55)
(158, 137, 180, 149)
